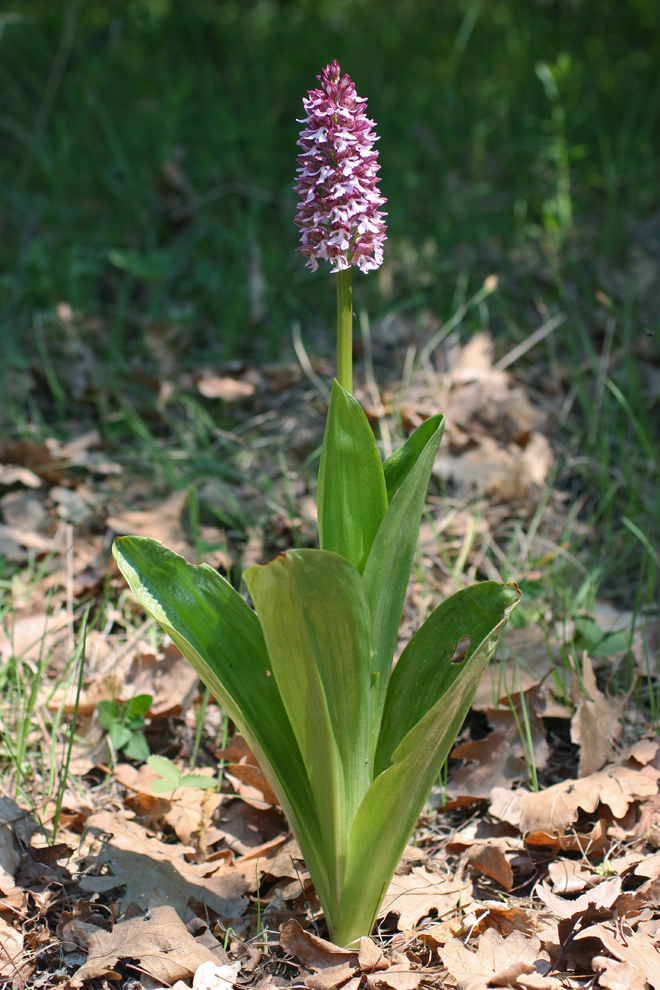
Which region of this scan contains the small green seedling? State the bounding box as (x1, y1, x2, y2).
(97, 694, 152, 762)
(147, 754, 218, 794)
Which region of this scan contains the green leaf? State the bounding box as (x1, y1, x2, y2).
(123, 730, 150, 762)
(335, 581, 521, 947)
(125, 694, 153, 719)
(152, 777, 179, 793)
(362, 414, 445, 723)
(112, 537, 327, 910)
(109, 723, 132, 752)
(317, 380, 388, 574)
(382, 414, 445, 503)
(96, 699, 120, 731)
(376, 582, 522, 773)
(179, 774, 218, 789)
(147, 754, 181, 785)
(244, 549, 376, 928)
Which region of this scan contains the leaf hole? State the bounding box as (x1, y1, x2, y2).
(450, 636, 471, 664)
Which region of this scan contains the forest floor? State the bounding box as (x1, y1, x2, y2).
(1, 308, 659, 989)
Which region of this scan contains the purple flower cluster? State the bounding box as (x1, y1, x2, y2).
(294, 60, 387, 274)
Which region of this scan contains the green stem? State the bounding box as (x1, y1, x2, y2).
(336, 267, 353, 393)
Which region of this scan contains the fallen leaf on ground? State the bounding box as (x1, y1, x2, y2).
(279, 919, 359, 970)
(594, 923, 660, 990)
(490, 762, 659, 835)
(70, 903, 226, 986)
(379, 866, 473, 931)
(80, 810, 248, 916)
(124, 641, 200, 718)
(107, 489, 192, 557)
(547, 859, 597, 895)
(536, 877, 622, 920)
(0, 917, 24, 980)
(197, 374, 256, 401)
(593, 954, 648, 990)
(570, 653, 625, 776)
(447, 684, 548, 801)
(0, 607, 71, 662)
(440, 929, 561, 990)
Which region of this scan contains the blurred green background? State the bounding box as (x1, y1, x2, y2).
(0, 0, 658, 602)
(1, 0, 659, 366)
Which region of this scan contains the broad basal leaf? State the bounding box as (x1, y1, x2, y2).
(362, 414, 445, 723)
(112, 537, 328, 907)
(334, 582, 520, 947)
(244, 549, 376, 927)
(317, 380, 388, 574)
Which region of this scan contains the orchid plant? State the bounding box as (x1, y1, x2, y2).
(113, 61, 520, 947)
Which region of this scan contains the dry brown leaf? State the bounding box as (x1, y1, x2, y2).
(115, 762, 223, 846)
(467, 841, 515, 892)
(595, 923, 660, 990)
(536, 877, 622, 920)
(358, 937, 389, 973)
(107, 489, 191, 557)
(570, 654, 625, 776)
(124, 642, 200, 718)
(375, 953, 425, 990)
(379, 866, 473, 931)
(447, 685, 548, 801)
(0, 917, 24, 980)
(0, 606, 71, 662)
(80, 810, 248, 916)
(305, 962, 358, 990)
(279, 918, 359, 970)
(547, 859, 596, 895)
(70, 903, 225, 986)
(0, 439, 64, 485)
(490, 763, 659, 835)
(593, 954, 648, 990)
(197, 374, 256, 401)
(0, 799, 37, 881)
(440, 929, 560, 990)
(226, 763, 279, 806)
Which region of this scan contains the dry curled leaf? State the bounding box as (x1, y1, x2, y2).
(379, 866, 473, 931)
(440, 929, 561, 990)
(80, 811, 248, 917)
(490, 762, 659, 835)
(279, 918, 359, 971)
(594, 923, 660, 990)
(570, 654, 625, 777)
(593, 954, 648, 990)
(70, 904, 224, 986)
(536, 877, 622, 921)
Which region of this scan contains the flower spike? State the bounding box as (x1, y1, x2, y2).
(294, 60, 387, 274)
